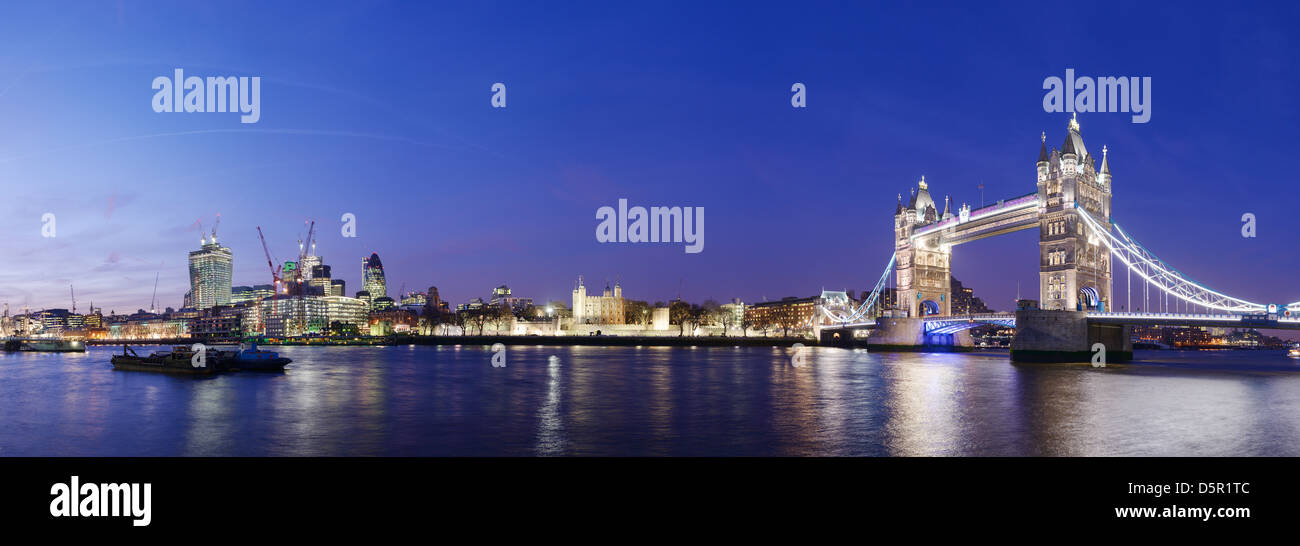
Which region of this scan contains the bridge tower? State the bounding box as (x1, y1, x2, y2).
(1036, 114, 1113, 311)
(894, 177, 952, 317)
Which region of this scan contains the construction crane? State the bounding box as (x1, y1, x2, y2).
(294, 220, 316, 335)
(256, 226, 284, 338)
(256, 226, 283, 289)
(298, 220, 316, 271)
(150, 272, 159, 314)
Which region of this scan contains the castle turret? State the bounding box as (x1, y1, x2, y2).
(1097, 145, 1110, 186)
(572, 275, 587, 322)
(909, 176, 937, 226)
(1036, 131, 1049, 183)
(1060, 113, 1086, 179)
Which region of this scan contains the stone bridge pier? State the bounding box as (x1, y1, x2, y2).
(866, 317, 974, 352)
(1011, 309, 1132, 363)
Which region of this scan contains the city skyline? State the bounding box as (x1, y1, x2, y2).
(5, 5, 1300, 531)
(2, 2, 1299, 322)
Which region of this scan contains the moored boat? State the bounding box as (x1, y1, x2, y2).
(110, 346, 219, 375)
(1288, 345, 1300, 358)
(24, 339, 86, 352)
(2, 338, 86, 352)
(217, 342, 292, 371)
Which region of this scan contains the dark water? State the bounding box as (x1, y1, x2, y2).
(2, 345, 1299, 456)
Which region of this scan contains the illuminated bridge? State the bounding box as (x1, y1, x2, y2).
(816, 116, 1299, 360)
(922, 313, 1017, 334)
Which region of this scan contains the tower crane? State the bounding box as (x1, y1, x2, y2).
(257, 226, 283, 288)
(294, 220, 316, 334)
(256, 226, 283, 338)
(150, 272, 159, 314)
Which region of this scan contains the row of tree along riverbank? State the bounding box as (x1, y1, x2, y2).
(396, 335, 812, 347)
(86, 335, 815, 348)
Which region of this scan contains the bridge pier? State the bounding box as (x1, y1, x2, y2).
(867, 317, 974, 352)
(819, 328, 855, 347)
(1011, 309, 1132, 363)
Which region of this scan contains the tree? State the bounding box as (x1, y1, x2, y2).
(776, 312, 800, 338)
(624, 300, 651, 325)
(490, 304, 514, 334)
(714, 306, 737, 337)
(514, 304, 536, 320)
(686, 304, 708, 336)
(419, 306, 444, 336)
(669, 300, 691, 336)
(475, 309, 492, 335)
(452, 311, 470, 336)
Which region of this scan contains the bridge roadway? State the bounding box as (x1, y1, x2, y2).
(1085, 312, 1300, 330)
(821, 311, 1300, 333)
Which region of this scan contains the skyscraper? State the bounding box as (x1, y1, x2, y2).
(362, 253, 387, 309)
(188, 233, 233, 309)
(300, 242, 321, 281)
(308, 264, 333, 295)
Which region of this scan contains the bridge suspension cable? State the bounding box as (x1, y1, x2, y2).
(821, 251, 897, 325)
(1075, 208, 1266, 314)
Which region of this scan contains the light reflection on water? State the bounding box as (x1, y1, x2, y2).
(1, 346, 1298, 456)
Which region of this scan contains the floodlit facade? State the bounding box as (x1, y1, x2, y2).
(1036, 115, 1113, 311)
(572, 276, 625, 324)
(745, 296, 818, 330)
(258, 295, 369, 337)
(188, 236, 233, 309)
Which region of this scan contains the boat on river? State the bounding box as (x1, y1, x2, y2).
(215, 342, 292, 371)
(110, 343, 291, 374)
(2, 338, 86, 352)
(110, 346, 219, 375)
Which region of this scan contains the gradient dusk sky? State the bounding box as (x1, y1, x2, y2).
(1, 1, 1297, 319)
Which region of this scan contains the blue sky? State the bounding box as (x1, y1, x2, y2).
(0, 1, 1297, 318)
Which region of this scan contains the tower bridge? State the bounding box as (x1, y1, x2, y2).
(819, 115, 1299, 361)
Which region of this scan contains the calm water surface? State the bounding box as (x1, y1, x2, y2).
(2, 345, 1298, 456)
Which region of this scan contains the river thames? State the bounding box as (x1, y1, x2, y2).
(1, 345, 1298, 456)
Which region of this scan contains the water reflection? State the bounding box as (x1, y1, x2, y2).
(183, 378, 234, 456)
(2, 346, 1299, 456)
(535, 354, 566, 455)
